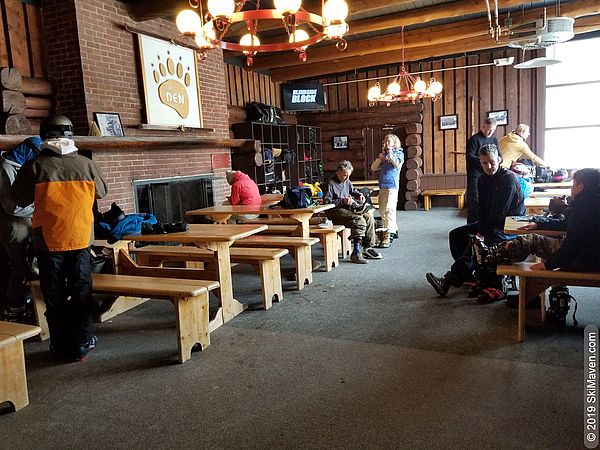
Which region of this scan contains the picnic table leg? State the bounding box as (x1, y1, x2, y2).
(288, 213, 312, 238)
(0, 340, 30, 410)
(518, 276, 526, 342)
(457, 194, 465, 210)
(174, 294, 210, 363)
(207, 241, 247, 323)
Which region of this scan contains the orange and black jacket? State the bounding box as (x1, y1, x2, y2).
(12, 142, 108, 252)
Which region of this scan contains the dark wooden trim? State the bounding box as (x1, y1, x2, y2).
(0, 136, 255, 151)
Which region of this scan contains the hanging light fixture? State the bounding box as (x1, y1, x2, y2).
(367, 27, 443, 106)
(176, 0, 349, 67)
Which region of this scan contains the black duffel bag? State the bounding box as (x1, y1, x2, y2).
(247, 102, 286, 124)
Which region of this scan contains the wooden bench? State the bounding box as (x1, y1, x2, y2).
(129, 245, 288, 310)
(258, 224, 346, 271)
(232, 235, 319, 290)
(31, 273, 219, 363)
(497, 263, 600, 342)
(242, 219, 352, 260)
(0, 321, 41, 412)
(422, 189, 465, 211)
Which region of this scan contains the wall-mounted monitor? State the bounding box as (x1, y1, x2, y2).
(281, 83, 325, 111)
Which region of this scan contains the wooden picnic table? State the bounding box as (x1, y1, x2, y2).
(124, 223, 267, 330)
(186, 203, 334, 238)
(503, 216, 566, 237)
(524, 197, 550, 215)
(532, 181, 573, 189)
(528, 188, 571, 198)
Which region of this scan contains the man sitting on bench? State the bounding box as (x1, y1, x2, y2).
(323, 160, 382, 264)
(472, 168, 600, 273)
(426, 144, 524, 299)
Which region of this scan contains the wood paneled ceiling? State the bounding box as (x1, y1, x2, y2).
(127, 0, 600, 81)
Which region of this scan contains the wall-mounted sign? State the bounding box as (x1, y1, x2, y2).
(137, 34, 203, 128)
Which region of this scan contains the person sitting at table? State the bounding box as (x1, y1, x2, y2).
(224, 169, 261, 222)
(425, 144, 524, 298)
(323, 160, 382, 264)
(472, 168, 600, 273)
(499, 124, 549, 169)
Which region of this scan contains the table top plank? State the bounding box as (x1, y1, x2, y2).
(124, 224, 267, 243)
(186, 203, 334, 217)
(504, 216, 566, 237)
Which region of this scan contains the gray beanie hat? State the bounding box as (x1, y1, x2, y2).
(226, 170, 237, 185)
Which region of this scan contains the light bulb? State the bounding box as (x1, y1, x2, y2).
(275, 0, 302, 15)
(176, 9, 202, 35)
(203, 21, 217, 42)
(429, 80, 443, 95)
(289, 29, 310, 46)
(323, 0, 349, 23)
(413, 78, 426, 93)
(207, 0, 235, 19)
(367, 84, 381, 102)
(239, 33, 261, 54)
(387, 81, 401, 96)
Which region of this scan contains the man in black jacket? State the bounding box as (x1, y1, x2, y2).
(473, 168, 600, 272)
(426, 144, 524, 297)
(466, 117, 500, 223)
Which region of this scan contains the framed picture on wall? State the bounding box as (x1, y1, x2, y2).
(137, 34, 203, 129)
(93, 112, 125, 137)
(439, 114, 458, 130)
(333, 135, 349, 149)
(487, 109, 509, 126)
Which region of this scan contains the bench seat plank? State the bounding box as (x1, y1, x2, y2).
(258, 224, 346, 271)
(422, 189, 466, 211)
(0, 321, 41, 412)
(497, 263, 600, 342)
(31, 274, 218, 363)
(130, 246, 288, 309)
(233, 236, 319, 290)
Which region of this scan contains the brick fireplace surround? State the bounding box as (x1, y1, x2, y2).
(41, 0, 231, 213)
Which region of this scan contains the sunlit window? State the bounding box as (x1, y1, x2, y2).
(545, 36, 600, 169)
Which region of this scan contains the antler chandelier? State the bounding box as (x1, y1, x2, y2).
(367, 27, 443, 106)
(176, 0, 350, 67)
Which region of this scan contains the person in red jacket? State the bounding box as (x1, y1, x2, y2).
(225, 170, 261, 222)
(226, 170, 261, 206)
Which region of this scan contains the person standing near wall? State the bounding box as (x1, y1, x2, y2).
(0, 137, 42, 321)
(12, 115, 108, 362)
(466, 118, 499, 223)
(499, 124, 549, 169)
(370, 134, 404, 247)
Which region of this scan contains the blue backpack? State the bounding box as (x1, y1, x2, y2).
(279, 186, 314, 209)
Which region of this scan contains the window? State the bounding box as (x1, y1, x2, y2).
(545, 36, 600, 168)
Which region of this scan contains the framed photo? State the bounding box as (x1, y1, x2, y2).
(333, 135, 349, 149)
(439, 114, 458, 130)
(93, 112, 124, 137)
(137, 34, 203, 128)
(487, 109, 509, 126)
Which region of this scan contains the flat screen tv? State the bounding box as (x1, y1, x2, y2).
(281, 83, 325, 111)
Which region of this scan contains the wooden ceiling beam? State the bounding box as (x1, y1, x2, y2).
(128, 0, 191, 22)
(269, 16, 600, 82)
(127, 0, 416, 22)
(347, 0, 526, 36)
(252, 18, 492, 70)
(258, 0, 600, 71)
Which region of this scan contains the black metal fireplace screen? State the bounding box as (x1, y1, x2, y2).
(134, 174, 214, 224)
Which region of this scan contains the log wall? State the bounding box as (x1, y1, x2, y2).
(0, 0, 45, 78)
(225, 63, 282, 108)
(301, 47, 543, 176)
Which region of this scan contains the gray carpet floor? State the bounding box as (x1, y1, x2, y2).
(1, 209, 597, 449)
